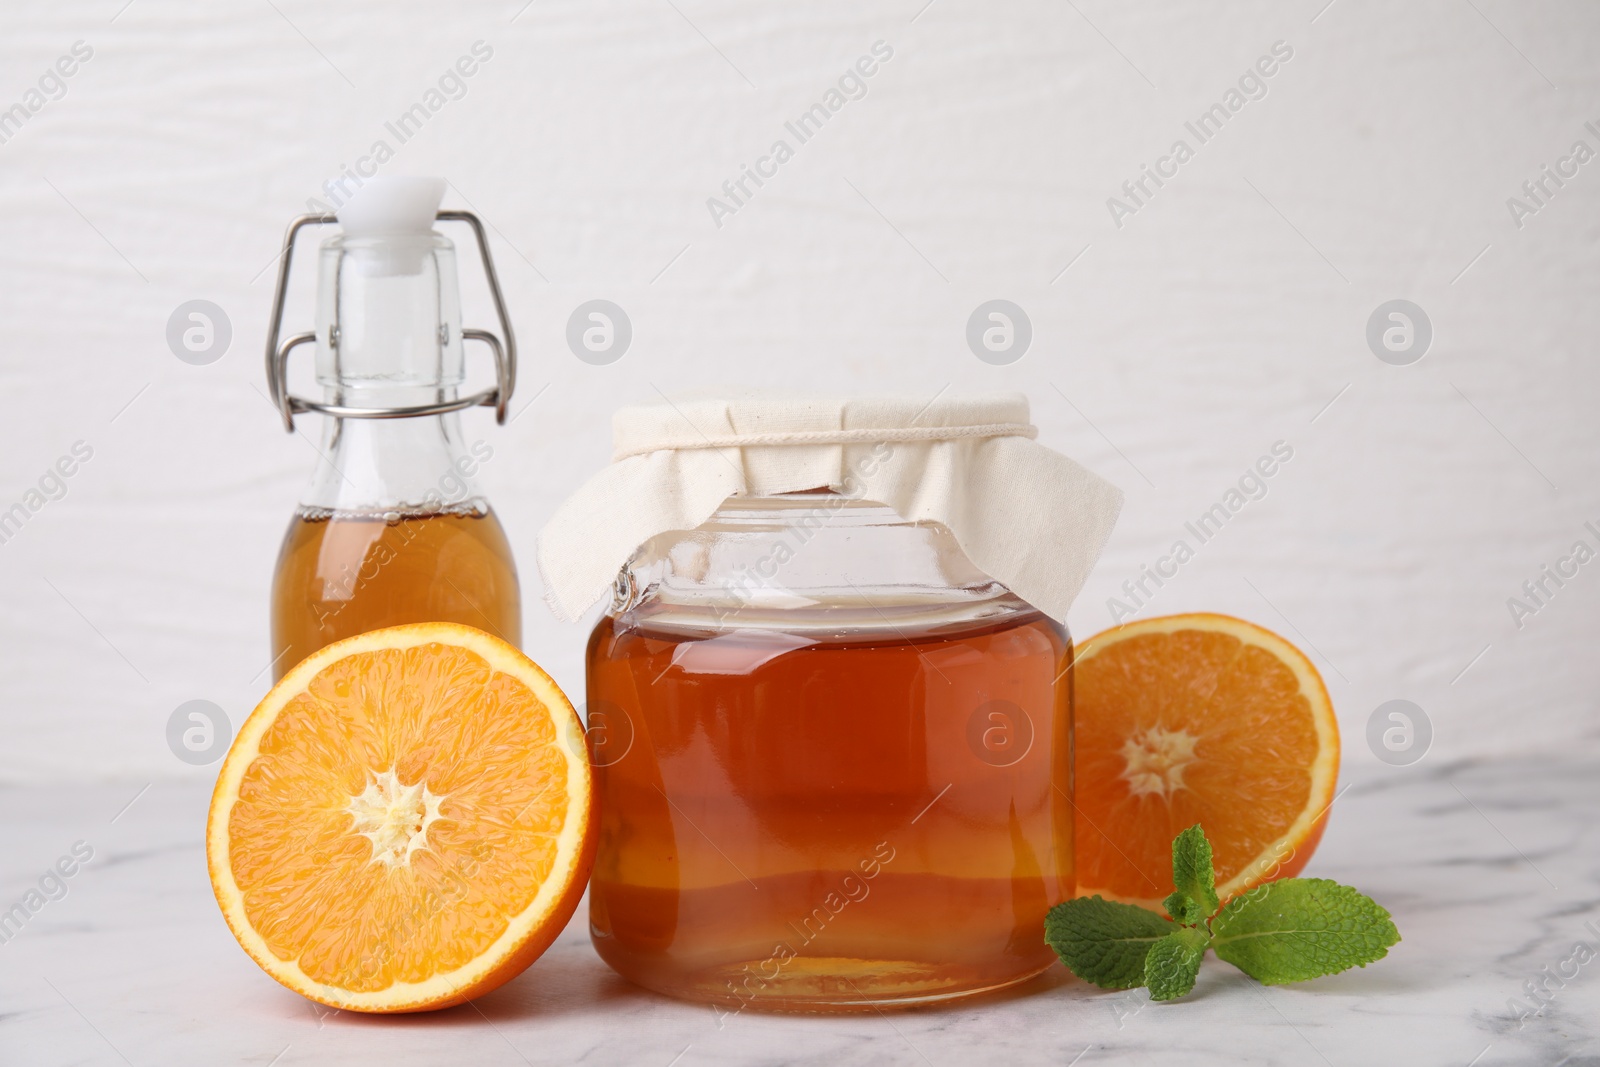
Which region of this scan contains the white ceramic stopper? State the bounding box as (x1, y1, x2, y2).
(336, 177, 447, 237)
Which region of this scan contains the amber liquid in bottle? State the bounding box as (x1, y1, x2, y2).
(270, 501, 520, 681)
(586, 603, 1072, 1010)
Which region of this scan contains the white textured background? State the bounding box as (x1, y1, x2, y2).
(0, 0, 1595, 784)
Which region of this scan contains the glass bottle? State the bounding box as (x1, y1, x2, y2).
(263, 179, 521, 681)
(585, 492, 1073, 1010)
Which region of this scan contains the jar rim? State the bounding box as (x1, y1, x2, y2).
(694, 492, 927, 531)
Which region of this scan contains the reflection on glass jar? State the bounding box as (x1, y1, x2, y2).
(585, 493, 1073, 1010)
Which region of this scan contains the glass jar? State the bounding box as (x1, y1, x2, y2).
(585, 491, 1072, 1011)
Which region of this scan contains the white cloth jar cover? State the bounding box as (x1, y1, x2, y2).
(536, 391, 1124, 621)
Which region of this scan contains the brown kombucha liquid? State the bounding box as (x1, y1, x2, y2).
(586, 602, 1072, 1010)
(269, 502, 521, 681)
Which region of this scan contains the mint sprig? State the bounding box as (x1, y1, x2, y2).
(1045, 824, 1399, 1001)
(1164, 823, 1219, 926)
(1210, 878, 1402, 984)
(1042, 895, 1170, 990)
(1145, 926, 1209, 999)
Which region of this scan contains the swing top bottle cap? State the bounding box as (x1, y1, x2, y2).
(266, 175, 516, 430)
(335, 176, 446, 236)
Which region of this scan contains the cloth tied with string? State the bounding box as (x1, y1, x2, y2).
(536, 391, 1123, 621)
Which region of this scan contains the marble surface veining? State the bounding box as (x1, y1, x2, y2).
(1, 755, 1595, 1066)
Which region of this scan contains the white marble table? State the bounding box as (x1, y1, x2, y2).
(2, 755, 1594, 1066)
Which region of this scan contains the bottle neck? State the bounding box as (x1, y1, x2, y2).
(300, 407, 493, 516)
(299, 228, 490, 515)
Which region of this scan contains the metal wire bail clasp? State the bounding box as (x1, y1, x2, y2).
(263, 210, 517, 432)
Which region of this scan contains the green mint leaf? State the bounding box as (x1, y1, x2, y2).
(1145, 926, 1211, 1001)
(1210, 878, 1400, 985)
(1165, 824, 1219, 925)
(1045, 896, 1171, 990)
(1163, 889, 1202, 927)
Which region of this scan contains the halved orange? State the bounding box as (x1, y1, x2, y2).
(1072, 613, 1339, 910)
(206, 623, 595, 1013)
